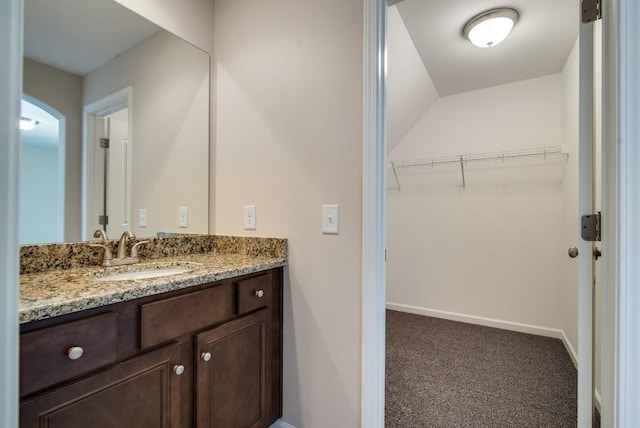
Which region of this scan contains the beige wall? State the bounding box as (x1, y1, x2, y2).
(213, 0, 364, 426)
(110, 1, 366, 425)
(23, 58, 83, 242)
(114, 0, 216, 231)
(84, 30, 209, 236)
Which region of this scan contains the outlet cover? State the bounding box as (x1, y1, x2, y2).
(244, 205, 256, 230)
(139, 209, 147, 227)
(178, 207, 188, 228)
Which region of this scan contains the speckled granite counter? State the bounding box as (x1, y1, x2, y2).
(20, 235, 287, 324)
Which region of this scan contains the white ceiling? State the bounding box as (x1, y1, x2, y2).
(395, 0, 579, 96)
(24, 0, 160, 76)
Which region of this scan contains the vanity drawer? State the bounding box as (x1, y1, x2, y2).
(236, 273, 273, 315)
(20, 312, 118, 397)
(140, 284, 233, 349)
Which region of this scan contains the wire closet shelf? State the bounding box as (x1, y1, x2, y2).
(389, 145, 569, 191)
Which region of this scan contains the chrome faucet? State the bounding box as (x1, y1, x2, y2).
(89, 230, 148, 267)
(117, 230, 135, 259)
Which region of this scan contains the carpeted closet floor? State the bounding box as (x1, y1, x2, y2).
(385, 310, 598, 427)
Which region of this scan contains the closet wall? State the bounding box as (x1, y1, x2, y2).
(387, 74, 567, 333)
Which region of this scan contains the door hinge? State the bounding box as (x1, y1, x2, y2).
(98, 215, 109, 226)
(581, 211, 601, 241)
(100, 138, 110, 149)
(582, 0, 602, 23)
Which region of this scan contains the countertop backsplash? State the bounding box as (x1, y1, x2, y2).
(20, 234, 288, 275)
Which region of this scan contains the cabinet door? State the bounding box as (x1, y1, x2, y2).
(196, 309, 270, 428)
(21, 342, 182, 428)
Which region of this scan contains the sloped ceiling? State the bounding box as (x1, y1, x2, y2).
(395, 0, 579, 95)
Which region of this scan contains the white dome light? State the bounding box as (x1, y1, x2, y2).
(20, 117, 39, 131)
(463, 8, 519, 49)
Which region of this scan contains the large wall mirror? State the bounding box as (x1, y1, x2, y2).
(21, 0, 210, 245)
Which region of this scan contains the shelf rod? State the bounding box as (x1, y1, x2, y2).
(460, 155, 466, 189)
(391, 161, 400, 192)
(391, 145, 566, 170)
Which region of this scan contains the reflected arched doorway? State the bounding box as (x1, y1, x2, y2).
(20, 96, 65, 244)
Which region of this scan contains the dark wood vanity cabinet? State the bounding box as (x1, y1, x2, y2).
(196, 309, 270, 428)
(21, 342, 182, 427)
(19, 268, 283, 428)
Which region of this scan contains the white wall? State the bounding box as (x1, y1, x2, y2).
(213, 0, 364, 426)
(386, 5, 438, 153)
(84, 30, 209, 236)
(19, 145, 59, 244)
(387, 75, 566, 332)
(23, 58, 82, 241)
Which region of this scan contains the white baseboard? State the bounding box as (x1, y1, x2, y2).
(386, 302, 565, 340)
(595, 388, 602, 412)
(560, 329, 579, 368)
(270, 419, 296, 428)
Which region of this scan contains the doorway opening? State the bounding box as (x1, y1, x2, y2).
(83, 87, 133, 240)
(384, 0, 599, 425)
(19, 96, 65, 244)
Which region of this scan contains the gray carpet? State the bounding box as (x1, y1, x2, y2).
(385, 310, 593, 427)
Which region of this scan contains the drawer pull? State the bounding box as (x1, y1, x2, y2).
(201, 352, 212, 362)
(173, 364, 185, 376)
(67, 346, 84, 360)
(255, 289, 264, 298)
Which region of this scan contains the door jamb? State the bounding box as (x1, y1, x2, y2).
(361, 0, 386, 426)
(601, 0, 640, 426)
(0, 0, 21, 426)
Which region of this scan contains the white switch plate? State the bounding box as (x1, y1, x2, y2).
(139, 209, 147, 227)
(322, 204, 339, 234)
(244, 205, 256, 230)
(178, 207, 188, 228)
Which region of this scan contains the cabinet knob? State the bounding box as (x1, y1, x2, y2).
(67, 346, 84, 360)
(173, 364, 185, 376)
(201, 352, 212, 362)
(255, 289, 264, 298)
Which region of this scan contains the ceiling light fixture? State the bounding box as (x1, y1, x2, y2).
(463, 8, 519, 49)
(20, 117, 39, 131)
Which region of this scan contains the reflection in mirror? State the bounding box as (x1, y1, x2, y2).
(22, 0, 210, 244)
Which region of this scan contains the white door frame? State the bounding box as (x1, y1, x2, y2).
(601, 0, 640, 426)
(362, 0, 386, 426)
(0, 0, 21, 426)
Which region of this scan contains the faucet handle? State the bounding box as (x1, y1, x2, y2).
(88, 244, 113, 266)
(93, 229, 109, 242)
(130, 240, 149, 258)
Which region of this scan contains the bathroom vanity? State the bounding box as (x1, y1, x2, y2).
(18, 236, 286, 428)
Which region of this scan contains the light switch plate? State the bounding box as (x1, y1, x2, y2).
(322, 204, 339, 234)
(139, 209, 147, 227)
(244, 205, 256, 230)
(178, 207, 188, 228)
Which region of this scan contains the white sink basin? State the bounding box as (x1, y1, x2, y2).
(95, 268, 194, 281)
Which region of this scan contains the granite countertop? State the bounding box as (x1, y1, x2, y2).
(20, 251, 286, 324)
